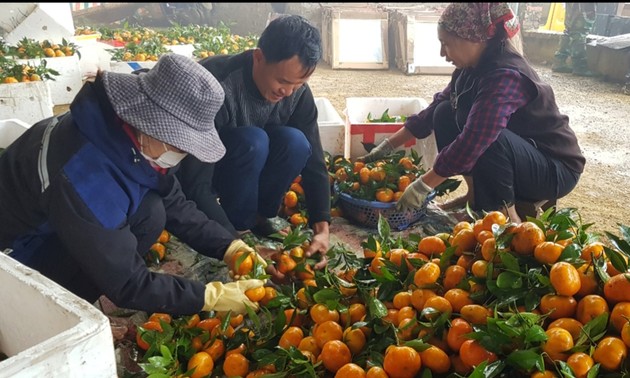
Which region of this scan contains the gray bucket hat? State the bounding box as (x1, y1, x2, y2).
(102, 53, 226, 163)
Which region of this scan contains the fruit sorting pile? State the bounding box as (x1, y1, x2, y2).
(83, 24, 258, 62)
(281, 150, 459, 231)
(131, 207, 630, 377)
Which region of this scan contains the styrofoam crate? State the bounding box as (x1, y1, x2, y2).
(70, 33, 102, 46)
(17, 55, 83, 106)
(315, 97, 345, 157)
(387, 8, 455, 75)
(109, 61, 157, 74)
(3, 4, 74, 45)
(76, 41, 116, 79)
(0, 253, 116, 377)
(165, 44, 195, 59)
(321, 5, 389, 70)
(0, 81, 53, 126)
(344, 97, 438, 168)
(0, 118, 30, 149)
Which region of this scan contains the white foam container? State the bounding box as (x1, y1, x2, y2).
(2, 4, 75, 46)
(165, 44, 195, 59)
(109, 61, 157, 74)
(0, 253, 116, 377)
(344, 97, 438, 168)
(17, 56, 84, 106)
(75, 41, 117, 79)
(0, 118, 30, 149)
(0, 81, 53, 126)
(315, 97, 345, 157)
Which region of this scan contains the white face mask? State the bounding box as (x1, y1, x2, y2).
(139, 134, 188, 169)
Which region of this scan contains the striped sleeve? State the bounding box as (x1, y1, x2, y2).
(433, 68, 534, 178)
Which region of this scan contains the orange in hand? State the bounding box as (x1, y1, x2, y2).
(157, 229, 170, 244)
(232, 250, 254, 276)
(245, 286, 266, 302)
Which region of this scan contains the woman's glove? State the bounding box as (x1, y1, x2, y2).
(357, 138, 394, 163)
(396, 177, 433, 212)
(203, 279, 265, 313)
(223, 239, 268, 269)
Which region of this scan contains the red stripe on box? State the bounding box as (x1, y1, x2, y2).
(349, 123, 417, 147)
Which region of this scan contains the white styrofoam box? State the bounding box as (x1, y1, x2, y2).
(321, 6, 389, 70)
(344, 97, 438, 169)
(0, 81, 53, 126)
(109, 61, 157, 74)
(165, 44, 195, 59)
(70, 33, 101, 46)
(315, 97, 345, 157)
(0, 118, 30, 149)
(0, 4, 36, 35)
(0, 253, 116, 377)
(3, 3, 75, 45)
(387, 8, 455, 75)
(76, 41, 116, 79)
(409, 16, 455, 75)
(18, 55, 83, 106)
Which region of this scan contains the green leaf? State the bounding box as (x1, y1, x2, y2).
(506, 349, 543, 371)
(159, 344, 172, 361)
(246, 304, 261, 329)
(496, 271, 523, 289)
(313, 288, 342, 303)
(404, 339, 431, 351)
(499, 252, 520, 272)
(558, 360, 577, 378)
(482, 359, 506, 378)
(433, 178, 461, 197)
(604, 246, 628, 275)
(559, 243, 582, 261)
(606, 230, 630, 255)
(467, 360, 490, 378)
(586, 363, 600, 378)
(378, 215, 391, 239)
(574, 313, 608, 346)
(367, 296, 388, 318)
(524, 291, 542, 312)
(146, 373, 170, 378)
(523, 324, 548, 344)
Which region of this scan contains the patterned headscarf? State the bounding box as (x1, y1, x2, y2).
(438, 3, 520, 43)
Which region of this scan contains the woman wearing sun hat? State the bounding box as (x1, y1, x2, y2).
(0, 54, 266, 315)
(360, 3, 585, 223)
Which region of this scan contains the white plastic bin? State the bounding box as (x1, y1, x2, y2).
(0, 81, 53, 126)
(0, 253, 116, 377)
(344, 97, 438, 168)
(0, 118, 30, 149)
(315, 97, 345, 157)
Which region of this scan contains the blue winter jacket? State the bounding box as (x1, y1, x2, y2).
(0, 77, 235, 314)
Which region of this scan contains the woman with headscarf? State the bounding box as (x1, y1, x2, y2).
(360, 3, 585, 222)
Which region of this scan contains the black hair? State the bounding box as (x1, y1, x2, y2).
(258, 15, 322, 75)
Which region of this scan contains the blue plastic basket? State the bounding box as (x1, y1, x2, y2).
(336, 187, 435, 231)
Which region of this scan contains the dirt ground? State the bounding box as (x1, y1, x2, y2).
(307, 62, 630, 236)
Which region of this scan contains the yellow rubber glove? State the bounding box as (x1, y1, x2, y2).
(202, 279, 265, 313)
(223, 239, 268, 268)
